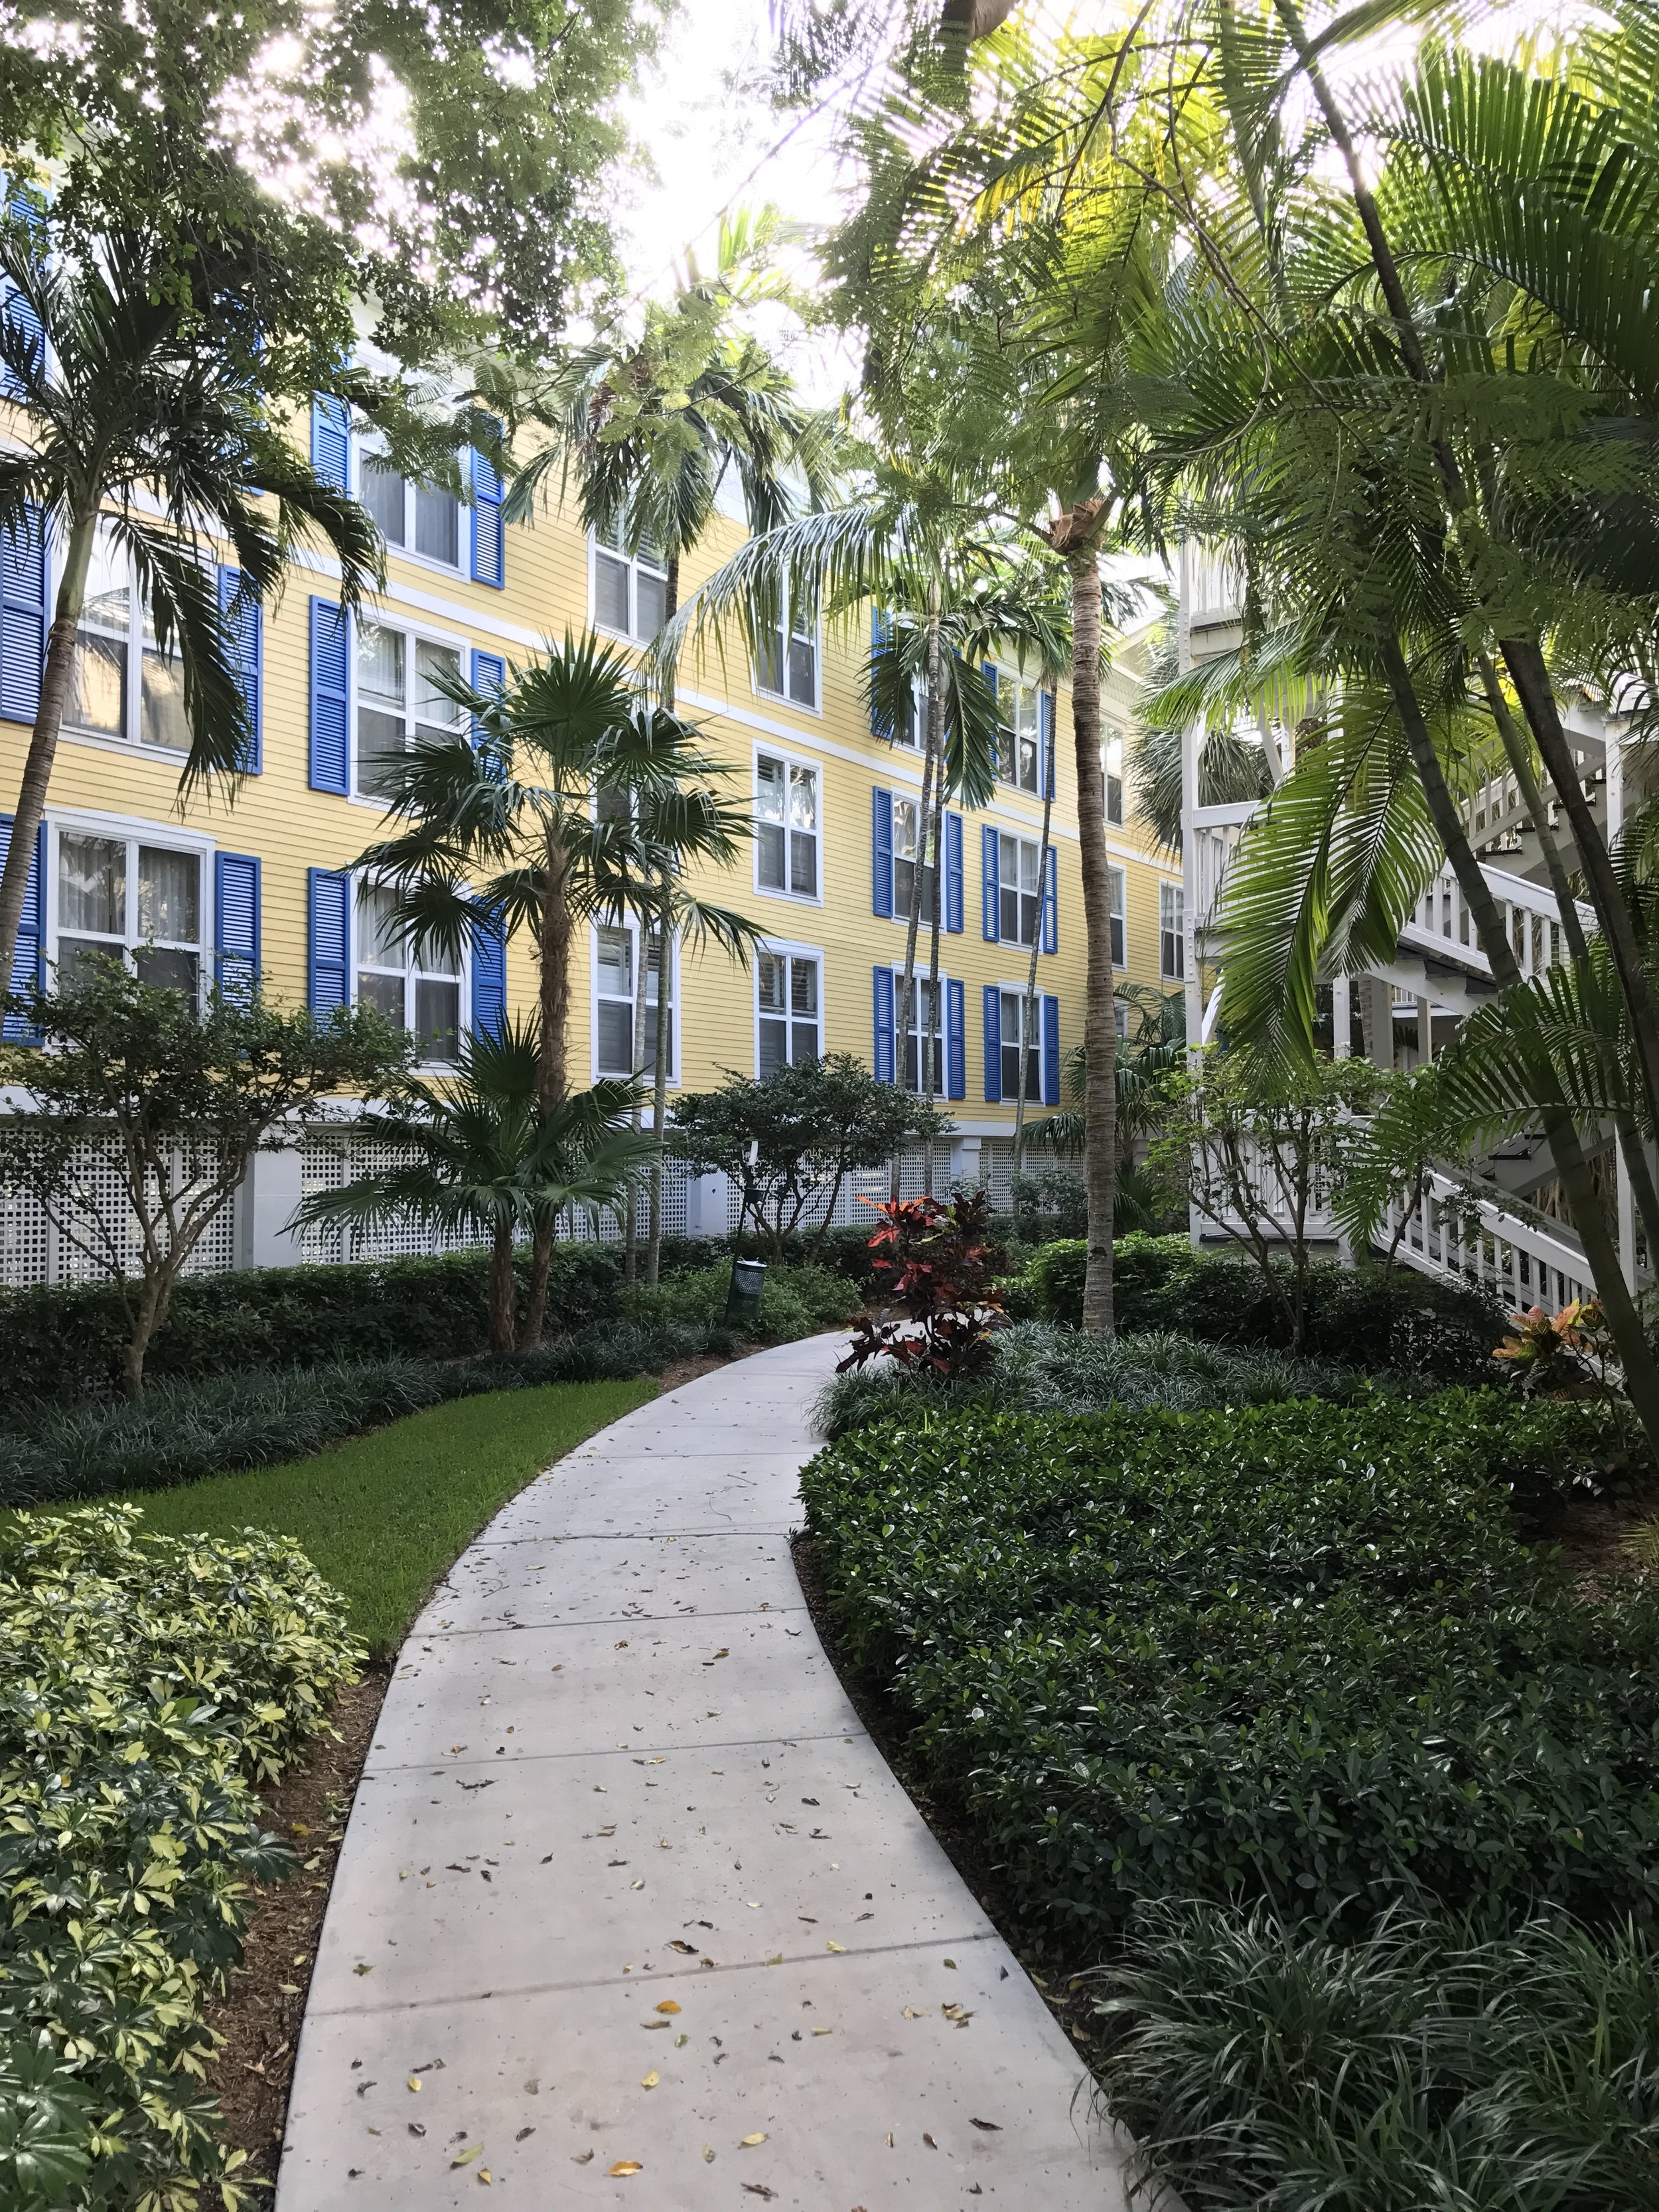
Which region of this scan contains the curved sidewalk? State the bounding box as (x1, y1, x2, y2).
(277, 1334, 1137, 2209)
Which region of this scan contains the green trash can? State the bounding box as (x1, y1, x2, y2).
(725, 1256, 767, 1327)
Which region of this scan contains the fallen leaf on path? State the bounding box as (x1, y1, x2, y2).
(969, 2118, 1002, 2132)
(609, 2160, 642, 2176)
(407, 2079, 421, 2093)
(766, 1954, 783, 1966)
(741, 2187, 776, 2200)
(654, 2000, 681, 2015)
(739, 2133, 767, 2147)
(572, 2150, 594, 2165)
(451, 2146, 482, 2168)
(826, 1942, 845, 1954)
(352, 1964, 372, 1976)
(923, 2134, 938, 2149)
(640, 2071, 659, 2089)
(666, 1939, 697, 1955)
(407, 2123, 425, 2138)
(943, 1958, 958, 1970)
(701, 2146, 715, 2163)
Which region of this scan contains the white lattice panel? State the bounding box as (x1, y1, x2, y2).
(0, 1173, 49, 1289)
(1, 1137, 236, 1288)
(297, 1138, 491, 1266)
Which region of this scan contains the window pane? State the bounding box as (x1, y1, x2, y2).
(59, 834, 125, 936)
(791, 1021, 818, 1065)
(359, 886, 408, 970)
(635, 568, 667, 639)
(789, 767, 816, 830)
(788, 630, 816, 705)
(789, 829, 817, 898)
(597, 514, 628, 555)
(415, 642, 461, 743)
(758, 952, 785, 1013)
(755, 757, 785, 822)
(413, 482, 459, 566)
(139, 648, 188, 751)
(415, 977, 460, 1059)
(644, 932, 668, 1008)
(595, 552, 631, 632)
(997, 725, 1016, 782)
(137, 847, 198, 945)
(642, 1007, 673, 1079)
(597, 999, 634, 1075)
(134, 944, 198, 996)
(358, 707, 407, 796)
(357, 623, 405, 707)
(58, 937, 122, 984)
(595, 925, 631, 997)
(82, 530, 129, 632)
(758, 1015, 788, 1078)
(755, 630, 784, 694)
(358, 970, 405, 1027)
(757, 823, 786, 890)
(790, 960, 818, 1017)
(362, 458, 405, 546)
(68, 632, 126, 736)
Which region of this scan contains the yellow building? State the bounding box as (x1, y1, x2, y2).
(0, 404, 1181, 1272)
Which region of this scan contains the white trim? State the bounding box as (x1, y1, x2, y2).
(751, 740, 824, 910)
(753, 938, 824, 1078)
(43, 809, 216, 1002)
(350, 607, 471, 804)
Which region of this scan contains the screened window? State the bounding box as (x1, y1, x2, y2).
(757, 950, 821, 1076)
(593, 519, 669, 642)
(56, 832, 202, 997)
(1110, 864, 1127, 967)
(893, 796, 936, 923)
(355, 623, 463, 798)
(1161, 881, 1185, 979)
(902, 974, 944, 1095)
(64, 523, 188, 755)
(996, 670, 1041, 792)
(356, 884, 463, 1061)
(999, 990, 1042, 1105)
(997, 833, 1041, 946)
(360, 445, 461, 568)
(756, 753, 820, 899)
(755, 587, 818, 709)
(594, 922, 674, 1080)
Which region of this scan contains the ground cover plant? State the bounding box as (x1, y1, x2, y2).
(130, 1380, 654, 1656)
(0, 1504, 362, 2211)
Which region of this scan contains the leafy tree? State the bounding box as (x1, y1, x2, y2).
(671, 1054, 949, 1260)
(291, 1023, 654, 1355)
(0, 219, 384, 993)
(0, 961, 407, 1397)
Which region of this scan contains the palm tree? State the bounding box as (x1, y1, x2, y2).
(290, 1024, 654, 1354)
(0, 215, 382, 986)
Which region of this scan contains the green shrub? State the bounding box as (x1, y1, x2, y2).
(813, 1321, 1378, 1438)
(801, 1394, 1659, 1937)
(0, 1504, 361, 2209)
(1095, 1901, 1659, 2212)
(0, 1325, 725, 1512)
(1, 1245, 627, 1406)
(623, 1258, 861, 1343)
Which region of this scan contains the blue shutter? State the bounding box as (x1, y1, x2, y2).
(217, 565, 262, 773)
(0, 812, 44, 1040)
(981, 823, 999, 941)
(869, 605, 893, 739)
(982, 662, 998, 708)
(470, 429, 505, 589)
(1041, 844, 1058, 954)
(214, 852, 261, 1001)
(309, 597, 350, 794)
(311, 396, 350, 490)
(1041, 689, 1056, 800)
(0, 502, 46, 724)
(944, 810, 964, 934)
(946, 976, 965, 1101)
(982, 985, 1002, 1103)
(873, 966, 895, 1084)
(308, 868, 350, 1015)
(471, 917, 506, 1043)
(1042, 994, 1061, 1106)
(0, 190, 44, 404)
(871, 787, 893, 919)
(470, 647, 506, 700)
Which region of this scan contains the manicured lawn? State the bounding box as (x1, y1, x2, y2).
(130, 1379, 655, 1655)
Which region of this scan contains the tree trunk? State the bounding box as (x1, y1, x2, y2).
(1066, 544, 1118, 1335)
(488, 1220, 518, 1354)
(522, 830, 572, 1349)
(893, 601, 942, 1198)
(646, 893, 672, 1287)
(1013, 768, 1056, 1171)
(1377, 636, 1659, 1448)
(123, 1265, 172, 1401)
(0, 510, 98, 990)
(623, 899, 649, 1284)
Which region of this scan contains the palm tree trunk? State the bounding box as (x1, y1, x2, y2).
(522, 830, 572, 1349)
(0, 509, 98, 989)
(1378, 636, 1659, 1451)
(488, 1220, 518, 1354)
(1013, 771, 1056, 1172)
(1066, 543, 1118, 1335)
(646, 891, 672, 1288)
(893, 601, 942, 1198)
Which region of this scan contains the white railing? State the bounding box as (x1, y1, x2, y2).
(1381, 1169, 1593, 1315)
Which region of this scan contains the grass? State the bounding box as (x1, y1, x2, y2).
(127, 1379, 656, 1656)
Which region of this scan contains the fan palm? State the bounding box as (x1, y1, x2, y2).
(0, 214, 383, 988)
(290, 1024, 654, 1355)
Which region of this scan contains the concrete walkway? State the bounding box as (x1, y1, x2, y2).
(277, 1335, 1137, 2210)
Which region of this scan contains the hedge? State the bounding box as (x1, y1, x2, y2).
(1014, 1232, 1507, 1378)
(800, 1393, 1659, 1937)
(0, 1504, 362, 2210)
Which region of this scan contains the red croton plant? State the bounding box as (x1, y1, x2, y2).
(837, 1187, 1007, 1380)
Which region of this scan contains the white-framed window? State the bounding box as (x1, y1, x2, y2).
(901, 974, 945, 1095)
(755, 587, 819, 710)
(1115, 999, 1130, 1041)
(593, 919, 676, 1082)
(755, 750, 820, 901)
(1110, 864, 1127, 967)
(998, 989, 1042, 1104)
(757, 945, 822, 1076)
(997, 832, 1042, 946)
(996, 669, 1042, 792)
(354, 619, 465, 800)
(64, 522, 188, 755)
(1161, 881, 1185, 979)
(356, 883, 464, 1063)
(591, 519, 668, 642)
(893, 795, 937, 923)
(359, 439, 463, 570)
(893, 674, 930, 749)
(1105, 729, 1125, 825)
(54, 826, 206, 997)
